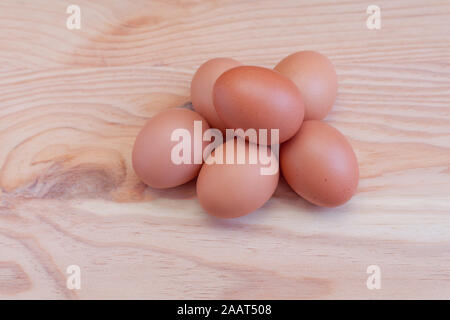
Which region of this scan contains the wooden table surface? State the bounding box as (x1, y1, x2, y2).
(0, 0, 449, 299)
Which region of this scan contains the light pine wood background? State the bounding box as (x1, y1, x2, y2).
(0, 0, 449, 299)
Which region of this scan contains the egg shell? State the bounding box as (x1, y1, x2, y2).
(132, 108, 210, 189)
(197, 139, 279, 218)
(213, 66, 304, 144)
(274, 51, 337, 120)
(280, 120, 358, 207)
(191, 58, 241, 131)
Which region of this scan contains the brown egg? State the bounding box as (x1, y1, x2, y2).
(280, 120, 358, 207)
(197, 138, 279, 218)
(132, 108, 210, 189)
(274, 51, 337, 120)
(213, 66, 304, 144)
(191, 58, 241, 131)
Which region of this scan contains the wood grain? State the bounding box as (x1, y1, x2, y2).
(0, 0, 449, 299)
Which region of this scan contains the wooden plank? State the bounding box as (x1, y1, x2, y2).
(0, 0, 449, 299)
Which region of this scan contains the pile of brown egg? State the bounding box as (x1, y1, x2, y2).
(132, 51, 359, 219)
